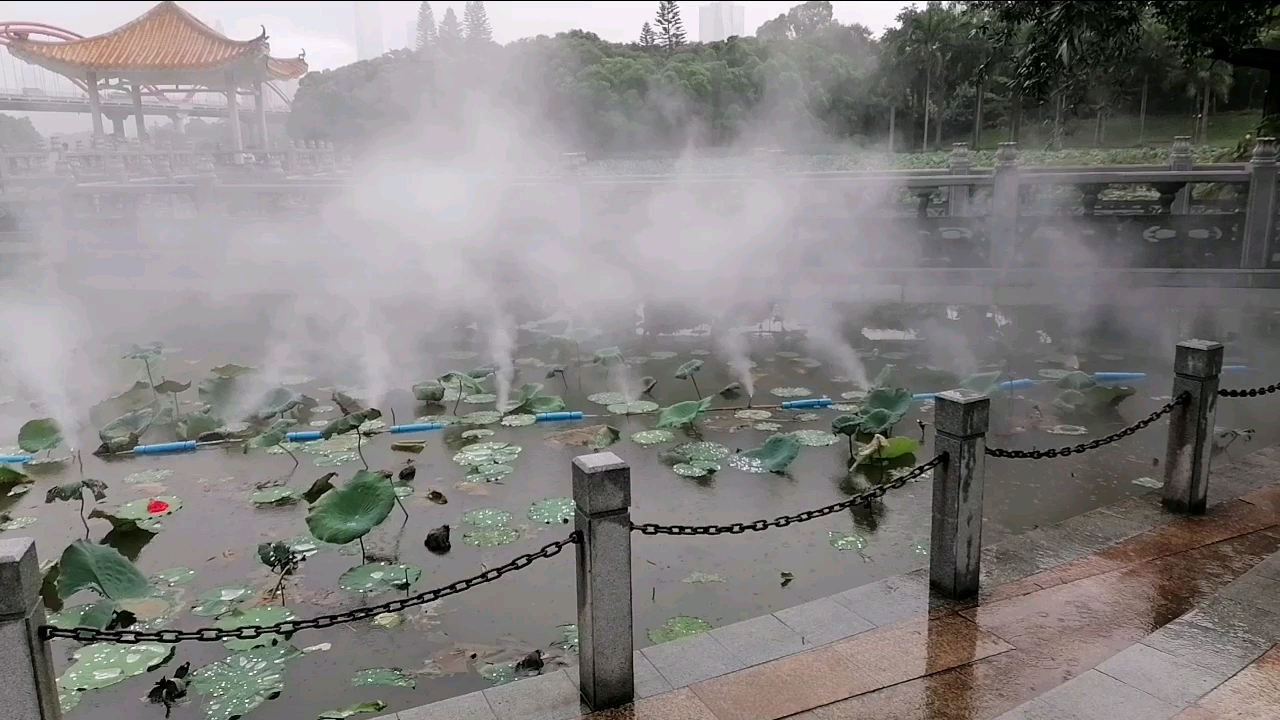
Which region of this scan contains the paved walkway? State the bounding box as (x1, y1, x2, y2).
(379, 446, 1280, 720)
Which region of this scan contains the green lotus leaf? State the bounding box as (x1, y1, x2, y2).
(631, 429, 675, 445)
(338, 562, 422, 594)
(245, 419, 296, 453)
(215, 606, 298, 651)
(647, 616, 712, 644)
(46, 478, 108, 503)
(740, 433, 802, 473)
(57, 539, 150, 601)
(439, 371, 484, 394)
(591, 347, 625, 367)
(320, 408, 383, 440)
(0, 465, 29, 485)
(189, 643, 301, 720)
(791, 429, 839, 447)
(864, 387, 912, 416)
(60, 642, 173, 691)
(1055, 371, 1097, 391)
(305, 470, 396, 545)
(248, 387, 303, 423)
(198, 374, 241, 418)
(177, 410, 221, 440)
(351, 667, 416, 688)
(609, 400, 659, 415)
(152, 379, 191, 395)
(528, 497, 575, 525)
(88, 496, 182, 534)
(18, 418, 62, 453)
(250, 486, 302, 507)
(210, 363, 255, 378)
(831, 414, 862, 437)
(318, 701, 389, 718)
(412, 381, 447, 403)
(655, 397, 714, 429)
(879, 436, 919, 459)
(674, 359, 704, 380)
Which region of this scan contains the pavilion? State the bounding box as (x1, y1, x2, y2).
(5, 1, 307, 154)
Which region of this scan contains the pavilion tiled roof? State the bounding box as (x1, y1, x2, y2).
(7, 1, 307, 80)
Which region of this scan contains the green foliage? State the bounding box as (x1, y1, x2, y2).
(674, 359, 704, 379)
(306, 470, 396, 545)
(412, 381, 447, 403)
(742, 433, 802, 473)
(655, 397, 714, 429)
(57, 540, 150, 601)
(245, 419, 296, 452)
(46, 479, 108, 504)
(320, 409, 383, 440)
(506, 383, 566, 415)
(960, 371, 1003, 395)
(18, 418, 61, 453)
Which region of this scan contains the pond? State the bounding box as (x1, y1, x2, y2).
(2, 304, 1277, 720)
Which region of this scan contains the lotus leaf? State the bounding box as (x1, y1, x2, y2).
(1055, 385, 1136, 415)
(673, 463, 708, 477)
(60, 642, 174, 691)
(454, 442, 521, 467)
(592, 347, 625, 367)
(338, 562, 422, 594)
(1047, 424, 1089, 435)
(507, 383, 566, 415)
(855, 408, 897, 435)
(655, 397, 714, 429)
(248, 387, 303, 422)
(587, 391, 628, 406)
(88, 496, 182, 533)
(251, 487, 302, 506)
(47, 600, 119, 630)
(177, 411, 220, 440)
(439, 371, 484, 395)
(674, 359, 704, 380)
(215, 606, 298, 651)
(632, 429, 675, 445)
(209, 363, 254, 378)
(462, 507, 514, 527)
(305, 470, 396, 545)
(57, 540, 150, 601)
(608, 400, 659, 415)
(682, 571, 725, 584)
(528, 497, 574, 524)
(1037, 368, 1073, 380)
(318, 701, 389, 718)
(739, 433, 802, 473)
(910, 366, 960, 390)
(1055, 371, 1097, 391)
(191, 585, 254, 617)
(554, 623, 579, 652)
(153, 379, 191, 395)
(18, 418, 62, 453)
(718, 382, 744, 400)
(463, 526, 520, 547)
(0, 465, 29, 485)
(479, 662, 518, 685)
(124, 342, 164, 361)
(501, 413, 537, 427)
(321, 408, 383, 440)
(769, 387, 812, 398)
(465, 463, 515, 482)
(647, 616, 712, 644)
(245, 419, 296, 453)
(672, 442, 731, 462)
(461, 410, 502, 425)
(98, 408, 156, 443)
(735, 409, 772, 420)
(0, 515, 36, 531)
(461, 429, 494, 440)
(412, 381, 447, 403)
(46, 478, 108, 503)
(791, 429, 840, 447)
(829, 531, 868, 551)
(351, 667, 416, 689)
(189, 643, 301, 720)
(649, 350, 678, 360)
(960, 371, 1004, 394)
(390, 440, 426, 453)
(754, 421, 782, 431)
(151, 567, 196, 586)
(198, 375, 241, 417)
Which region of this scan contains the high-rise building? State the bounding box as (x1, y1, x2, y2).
(699, 3, 745, 43)
(354, 2, 385, 61)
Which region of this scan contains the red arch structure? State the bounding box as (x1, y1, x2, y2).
(0, 20, 293, 107)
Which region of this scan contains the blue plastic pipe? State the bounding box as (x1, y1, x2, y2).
(133, 440, 198, 456)
(536, 411, 583, 422)
(1094, 372, 1147, 383)
(1224, 365, 1249, 374)
(781, 398, 833, 409)
(996, 378, 1036, 391)
(912, 392, 938, 402)
(0, 455, 31, 463)
(286, 431, 324, 442)
(388, 422, 445, 434)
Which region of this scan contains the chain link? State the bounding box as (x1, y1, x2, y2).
(632, 454, 946, 536)
(38, 532, 580, 644)
(1220, 383, 1280, 398)
(985, 392, 1188, 460)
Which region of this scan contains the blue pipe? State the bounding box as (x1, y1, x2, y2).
(537, 411, 584, 422)
(996, 378, 1036, 391)
(1094, 372, 1147, 383)
(781, 398, 833, 409)
(286, 431, 324, 442)
(0, 455, 31, 464)
(388, 422, 445, 434)
(1224, 365, 1249, 374)
(133, 440, 198, 456)
(912, 392, 938, 402)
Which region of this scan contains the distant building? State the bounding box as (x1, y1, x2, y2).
(699, 3, 745, 43)
(354, 2, 385, 61)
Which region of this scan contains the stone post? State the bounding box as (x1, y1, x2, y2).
(1242, 137, 1278, 268)
(1163, 340, 1223, 515)
(1169, 136, 1193, 214)
(0, 538, 61, 720)
(930, 389, 990, 600)
(572, 452, 633, 711)
(947, 143, 971, 216)
(990, 142, 1020, 269)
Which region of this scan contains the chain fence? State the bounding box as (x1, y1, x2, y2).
(1220, 382, 1280, 398)
(985, 393, 1187, 460)
(39, 532, 580, 645)
(633, 453, 946, 536)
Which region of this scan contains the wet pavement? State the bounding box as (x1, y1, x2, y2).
(380, 445, 1280, 720)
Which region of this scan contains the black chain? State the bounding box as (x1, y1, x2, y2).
(1220, 383, 1280, 398)
(985, 392, 1188, 460)
(633, 454, 946, 536)
(38, 532, 579, 644)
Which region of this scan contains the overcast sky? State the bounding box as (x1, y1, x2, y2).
(0, 2, 916, 72)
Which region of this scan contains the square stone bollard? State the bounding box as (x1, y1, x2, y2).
(572, 452, 634, 710)
(0, 537, 61, 719)
(1163, 340, 1223, 515)
(930, 390, 990, 600)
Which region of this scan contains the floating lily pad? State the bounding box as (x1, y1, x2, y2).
(47, 602, 116, 630)
(351, 667, 416, 688)
(690, 460, 721, 473)
(189, 643, 302, 720)
(250, 487, 302, 507)
(1046, 424, 1089, 436)
(124, 468, 174, 485)
(690, 349, 710, 356)
(338, 563, 422, 594)
(454, 442, 522, 467)
(501, 414, 537, 427)
(792, 412, 822, 422)
(0, 515, 36, 531)
(791, 429, 839, 447)
(371, 612, 401, 629)
(682, 571, 725, 584)
(648, 616, 712, 644)
(462, 508, 514, 527)
(464, 464, 515, 482)
(528, 498, 574, 524)
(775, 351, 800, 359)
(462, 393, 498, 405)
(734, 409, 772, 420)
(460, 411, 502, 426)
(191, 585, 255, 617)
(840, 390, 868, 401)
(60, 642, 174, 691)
(608, 401, 659, 415)
(829, 531, 868, 551)
(673, 463, 708, 477)
(554, 623, 579, 652)
(479, 662, 517, 686)
(727, 455, 768, 473)
(769, 387, 812, 398)
(1132, 476, 1164, 489)
(462, 526, 521, 547)
(649, 351, 678, 360)
(832, 403, 860, 412)
(672, 442, 731, 462)
(319, 701, 389, 719)
(59, 686, 81, 713)
(314, 452, 359, 468)
(461, 429, 495, 440)
(89, 496, 182, 533)
(754, 422, 783, 431)
(632, 429, 675, 445)
(215, 606, 298, 651)
(150, 567, 196, 587)
(587, 392, 628, 406)
(1037, 368, 1073, 380)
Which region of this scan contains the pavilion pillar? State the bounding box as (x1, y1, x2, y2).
(131, 83, 146, 143)
(225, 70, 244, 162)
(255, 80, 269, 151)
(86, 71, 104, 137)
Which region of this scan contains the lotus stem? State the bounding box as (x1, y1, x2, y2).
(390, 407, 397, 426)
(143, 358, 158, 400)
(358, 536, 367, 564)
(171, 392, 180, 418)
(558, 370, 569, 394)
(389, 475, 409, 521)
(690, 376, 701, 400)
(356, 431, 368, 469)
(79, 494, 90, 539)
(453, 379, 464, 415)
(847, 435, 854, 459)
(76, 450, 84, 478)
(283, 445, 300, 469)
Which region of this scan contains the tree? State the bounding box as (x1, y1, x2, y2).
(639, 22, 656, 48)
(416, 2, 438, 50)
(758, 1, 836, 40)
(464, 1, 493, 43)
(654, 1, 686, 53)
(438, 7, 463, 51)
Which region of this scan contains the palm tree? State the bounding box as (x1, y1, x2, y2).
(1177, 58, 1235, 143)
(895, 3, 962, 151)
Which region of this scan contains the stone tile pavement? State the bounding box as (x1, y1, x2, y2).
(375, 446, 1280, 720)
